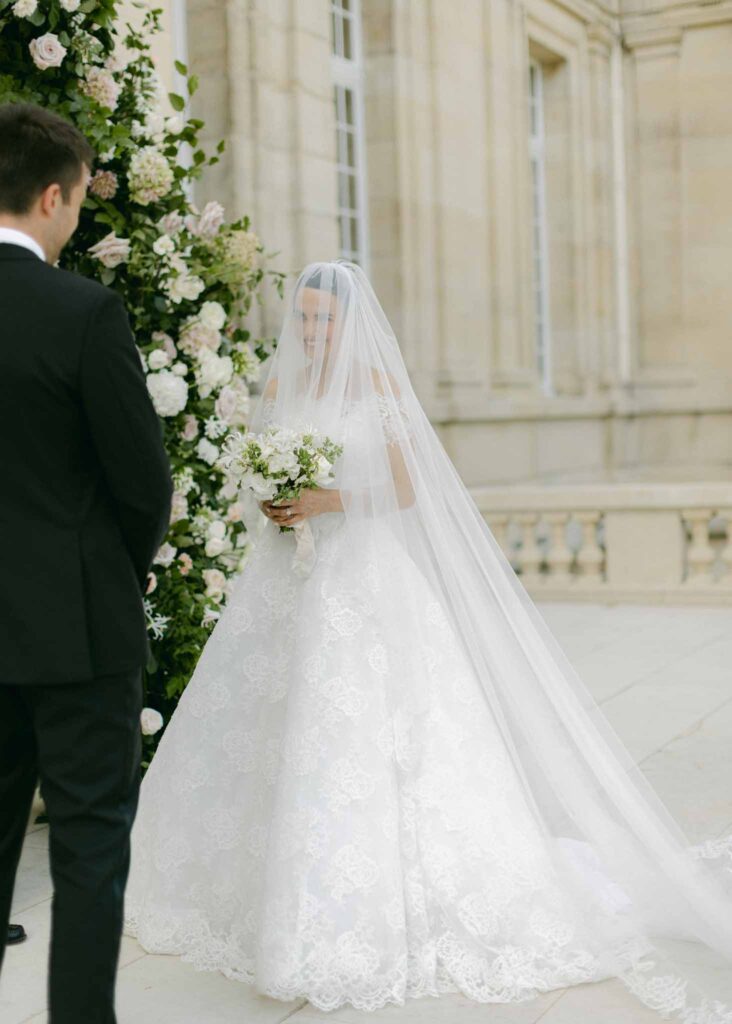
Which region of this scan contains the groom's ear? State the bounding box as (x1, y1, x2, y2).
(38, 181, 65, 219)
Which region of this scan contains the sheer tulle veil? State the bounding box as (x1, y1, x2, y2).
(248, 259, 732, 1019)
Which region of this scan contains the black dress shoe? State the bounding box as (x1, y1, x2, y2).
(7, 923, 26, 945)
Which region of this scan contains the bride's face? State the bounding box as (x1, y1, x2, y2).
(296, 287, 339, 359)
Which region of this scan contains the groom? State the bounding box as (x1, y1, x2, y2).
(0, 102, 173, 1021)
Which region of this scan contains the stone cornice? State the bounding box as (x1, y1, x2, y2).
(620, 0, 732, 41)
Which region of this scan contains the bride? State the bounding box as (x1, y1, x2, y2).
(125, 260, 732, 1018)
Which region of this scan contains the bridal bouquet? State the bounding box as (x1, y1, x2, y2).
(218, 426, 343, 575)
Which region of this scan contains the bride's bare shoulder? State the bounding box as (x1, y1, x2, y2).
(263, 378, 278, 399)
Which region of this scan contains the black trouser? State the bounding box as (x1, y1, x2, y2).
(0, 668, 142, 1024)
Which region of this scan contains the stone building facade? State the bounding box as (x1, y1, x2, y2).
(133, 0, 732, 488)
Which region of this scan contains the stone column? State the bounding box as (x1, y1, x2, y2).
(188, 0, 339, 332)
(623, 24, 686, 383)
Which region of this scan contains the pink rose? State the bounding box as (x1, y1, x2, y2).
(181, 414, 199, 442)
(178, 553, 193, 576)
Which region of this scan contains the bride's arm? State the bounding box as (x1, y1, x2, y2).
(372, 370, 416, 510)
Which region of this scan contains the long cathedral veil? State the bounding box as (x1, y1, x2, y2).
(249, 259, 732, 1019)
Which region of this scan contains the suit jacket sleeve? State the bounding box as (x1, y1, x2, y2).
(80, 290, 173, 590)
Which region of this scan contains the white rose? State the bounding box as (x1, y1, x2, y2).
(165, 115, 185, 135)
(168, 274, 205, 304)
(153, 234, 175, 256)
(158, 211, 183, 236)
(140, 707, 164, 736)
(194, 201, 225, 238)
(196, 438, 219, 465)
(215, 381, 250, 427)
(268, 451, 298, 476)
(145, 110, 166, 139)
(203, 568, 227, 600)
(243, 471, 277, 501)
(88, 232, 130, 269)
(172, 361, 188, 377)
(29, 33, 67, 70)
(13, 0, 37, 18)
(315, 454, 334, 483)
(154, 542, 177, 567)
(196, 350, 233, 397)
(170, 492, 189, 523)
(206, 520, 227, 540)
(147, 349, 170, 371)
(146, 370, 188, 417)
(198, 301, 227, 331)
(181, 414, 199, 441)
(205, 536, 227, 557)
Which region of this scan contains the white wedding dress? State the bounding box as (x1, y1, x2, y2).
(125, 262, 732, 1018)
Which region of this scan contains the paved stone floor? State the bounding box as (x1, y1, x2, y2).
(3, 602, 732, 1023)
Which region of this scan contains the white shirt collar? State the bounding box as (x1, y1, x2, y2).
(0, 227, 46, 262)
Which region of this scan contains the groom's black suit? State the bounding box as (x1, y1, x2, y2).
(0, 242, 173, 1022)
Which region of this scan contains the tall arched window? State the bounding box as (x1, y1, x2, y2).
(331, 0, 369, 269)
(529, 59, 553, 395)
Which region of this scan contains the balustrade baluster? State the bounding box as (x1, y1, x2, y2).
(681, 508, 715, 585)
(574, 511, 605, 584)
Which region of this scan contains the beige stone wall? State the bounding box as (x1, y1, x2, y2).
(142, 0, 732, 487)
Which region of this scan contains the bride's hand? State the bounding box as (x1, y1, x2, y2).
(260, 488, 341, 527)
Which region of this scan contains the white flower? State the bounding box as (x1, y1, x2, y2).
(88, 232, 130, 269)
(195, 350, 233, 398)
(172, 361, 188, 377)
(140, 707, 164, 736)
(152, 331, 176, 360)
(167, 273, 205, 304)
(60, 0, 81, 10)
(146, 370, 188, 417)
(154, 542, 177, 567)
(202, 606, 220, 627)
(81, 67, 121, 111)
(145, 110, 166, 140)
(194, 201, 225, 238)
(198, 301, 226, 331)
(315, 454, 334, 483)
(226, 501, 243, 522)
(203, 568, 227, 600)
(170, 492, 189, 523)
(181, 414, 199, 442)
(98, 148, 115, 164)
(158, 210, 184, 236)
(128, 146, 174, 206)
(241, 470, 277, 501)
(204, 416, 227, 440)
(165, 114, 184, 135)
(205, 519, 230, 557)
(29, 32, 67, 70)
(13, 0, 38, 19)
(153, 234, 176, 256)
(216, 378, 250, 425)
(197, 438, 219, 465)
(104, 50, 127, 73)
(147, 348, 170, 371)
(178, 318, 221, 357)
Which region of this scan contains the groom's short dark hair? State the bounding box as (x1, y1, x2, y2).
(0, 102, 95, 215)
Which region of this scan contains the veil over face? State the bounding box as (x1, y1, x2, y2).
(246, 260, 732, 1018)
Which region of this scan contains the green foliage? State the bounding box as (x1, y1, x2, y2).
(0, 0, 284, 765)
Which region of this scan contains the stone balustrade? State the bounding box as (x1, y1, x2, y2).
(471, 483, 732, 604)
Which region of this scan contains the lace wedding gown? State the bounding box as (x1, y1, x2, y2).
(125, 262, 732, 1018)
